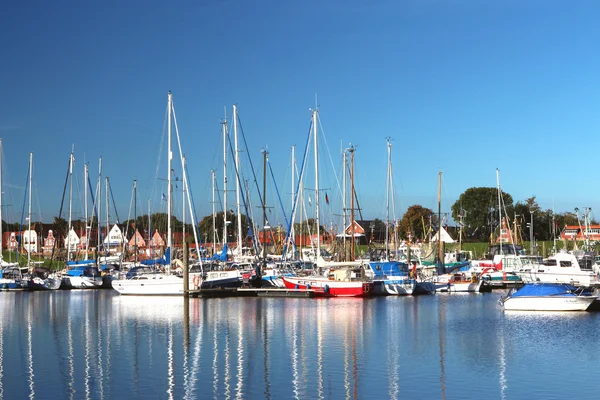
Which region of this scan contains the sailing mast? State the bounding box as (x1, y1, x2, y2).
(0, 139, 3, 264)
(84, 163, 89, 258)
(437, 171, 443, 271)
(133, 180, 137, 264)
(349, 145, 356, 261)
(342, 149, 347, 261)
(67, 148, 74, 262)
(233, 105, 243, 257)
(496, 168, 502, 255)
(27, 152, 32, 271)
(222, 111, 228, 256)
(211, 170, 216, 254)
(167, 91, 173, 273)
(312, 108, 321, 266)
(385, 139, 392, 260)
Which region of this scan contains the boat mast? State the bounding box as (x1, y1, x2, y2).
(67, 148, 74, 262)
(349, 145, 356, 261)
(222, 111, 228, 255)
(385, 139, 392, 260)
(167, 91, 173, 273)
(28, 152, 32, 270)
(182, 156, 186, 254)
(437, 171, 443, 270)
(211, 170, 216, 252)
(96, 157, 102, 263)
(496, 168, 502, 255)
(84, 163, 89, 258)
(312, 108, 321, 265)
(134, 179, 137, 264)
(233, 105, 242, 256)
(105, 177, 109, 258)
(261, 149, 268, 276)
(342, 148, 347, 260)
(0, 139, 3, 263)
(291, 145, 295, 257)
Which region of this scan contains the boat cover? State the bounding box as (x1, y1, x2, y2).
(370, 261, 408, 277)
(511, 283, 579, 297)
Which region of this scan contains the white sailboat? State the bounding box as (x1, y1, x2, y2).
(112, 91, 201, 295)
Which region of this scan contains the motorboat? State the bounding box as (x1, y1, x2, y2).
(500, 283, 596, 311)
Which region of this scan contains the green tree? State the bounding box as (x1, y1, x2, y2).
(399, 205, 434, 241)
(451, 187, 514, 242)
(198, 211, 251, 245)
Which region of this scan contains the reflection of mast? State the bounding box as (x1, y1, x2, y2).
(212, 316, 220, 398)
(167, 320, 175, 400)
(0, 305, 3, 399)
(317, 307, 324, 399)
(27, 299, 35, 400)
(85, 308, 91, 400)
(236, 309, 245, 398)
(438, 297, 447, 400)
(263, 304, 271, 400)
(68, 318, 75, 400)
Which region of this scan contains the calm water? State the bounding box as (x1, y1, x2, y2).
(1, 290, 599, 399)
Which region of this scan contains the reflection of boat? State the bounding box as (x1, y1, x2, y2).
(500, 283, 596, 311)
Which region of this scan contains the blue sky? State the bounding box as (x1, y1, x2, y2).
(1, 0, 600, 229)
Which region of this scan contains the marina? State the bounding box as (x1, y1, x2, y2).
(2, 289, 600, 399)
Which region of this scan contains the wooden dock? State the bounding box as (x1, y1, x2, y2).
(187, 287, 322, 298)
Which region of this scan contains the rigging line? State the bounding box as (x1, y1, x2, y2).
(107, 178, 120, 224)
(49, 156, 71, 264)
(16, 159, 31, 263)
(282, 120, 313, 260)
(121, 182, 136, 260)
(267, 158, 290, 230)
(226, 133, 260, 257)
(316, 114, 343, 199)
(235, 111, 265, 211)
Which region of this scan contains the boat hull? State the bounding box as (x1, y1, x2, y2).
(374, 278, 415, 295)
(502, 296, 596, 311)
(61, 276, 103, 289)
(282, 277, 373, 297)
(112, 275, 185, 295)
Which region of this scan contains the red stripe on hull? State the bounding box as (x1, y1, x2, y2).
(282, 277, 373, 297)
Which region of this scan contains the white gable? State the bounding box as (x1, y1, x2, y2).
(104, 224, 125, 245)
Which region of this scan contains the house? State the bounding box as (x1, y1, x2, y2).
(560, 225, 600, 241)
(22, 230, 38, 253)
(64, 228, 80, 252)
(43, 230, 56, 255)
(103, 224, 125, 252)
(128, 229, 146, 251)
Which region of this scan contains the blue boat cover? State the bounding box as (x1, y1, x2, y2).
(511, 283, 579, 297)
(141, 247, 171, 266)
(370, 261, 409, 277)
(212, 243, 228, 262)
(66, 265, 99, 276)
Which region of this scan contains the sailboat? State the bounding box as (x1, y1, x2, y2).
(0, 138, 27, 290)
(21, 152, 61, 290)
(61, 150, 103, 289)
(112, 91, 201, 295)
(281, 108, 374, 297)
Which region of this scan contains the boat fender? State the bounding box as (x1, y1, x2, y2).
(192, 275, 200, 287)
(306, 284, 311, 289)
(295, 284, 299, 289)
(461, 273, 466, 280)
(503, 272, 507, 281)
(324, 284, 330, 294)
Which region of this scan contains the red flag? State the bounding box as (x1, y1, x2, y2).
(325, 193, 329, 204)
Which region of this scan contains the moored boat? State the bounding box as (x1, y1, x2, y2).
(500, 283, 596, 311)
(282, 262, 374, 297)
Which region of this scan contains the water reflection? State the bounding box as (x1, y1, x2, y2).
(2, 292, 600, 399)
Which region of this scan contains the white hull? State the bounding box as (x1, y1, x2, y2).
(502, 296, 595, 311)
(63, 276, 103, 289)
(112, 274, 185, 295)
(435, 280, 482, 293)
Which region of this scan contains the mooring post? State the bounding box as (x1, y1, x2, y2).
(183, 241, 189, 294)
